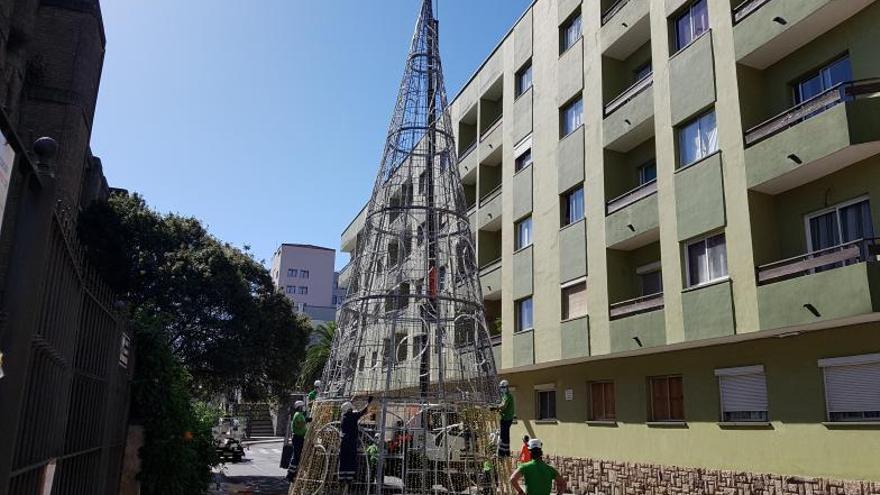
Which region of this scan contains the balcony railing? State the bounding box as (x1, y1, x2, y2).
(480, 257, 503, 274)
(609, 292, 664, 319)
(601, 0, 631, 25)
(604, 72, 653, 117)
(744, 79, 880, 146)
(459, 140, 477, 161)
(480, 115, 503, 140)
(756, 238, 879, 285)
(479, 184, 502, 207)
(606, 179, 657, 215)
(732, 0, 772, 25)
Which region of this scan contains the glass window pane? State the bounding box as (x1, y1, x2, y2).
(639, 161, 657, 184)
(691, 0, 709, 39)
(679, 119, 700, 166)
(570, 187, 584, 223)
(688, 240, 708, 286)
(797, 73, 825, 103)
(706, 234, 728, 280)
(839, 200, 873, 243)
(809, 211, 840, 251)
(675, 11, 692, 50)
(640, 270, 663, 295)
(825, 56, 852, 89)
(700, 111, 718, 157)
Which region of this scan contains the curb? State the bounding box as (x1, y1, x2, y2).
(242, 437, 284, 446)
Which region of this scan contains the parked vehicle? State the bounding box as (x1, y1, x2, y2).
(213, 417, 247, 462)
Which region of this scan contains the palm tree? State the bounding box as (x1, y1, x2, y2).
(297, 321, 336, 390)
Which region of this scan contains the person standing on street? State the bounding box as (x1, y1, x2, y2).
(510, 438, 568, 495)
(286, 400, 310, 482)
(518, 435, 532, 466)
(338, 396, 373, 484)
(495, 380, 515, 458)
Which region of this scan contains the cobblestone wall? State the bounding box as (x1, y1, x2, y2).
(544, 455, 880, 495)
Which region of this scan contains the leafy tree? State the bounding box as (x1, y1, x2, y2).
(297, 321, 336, 389)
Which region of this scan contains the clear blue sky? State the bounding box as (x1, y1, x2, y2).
(93, 0, 532, 269)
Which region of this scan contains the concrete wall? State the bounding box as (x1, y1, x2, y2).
(271, 244, 336, 307)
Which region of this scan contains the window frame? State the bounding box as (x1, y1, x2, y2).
(684, 232, 728, 288)
(560, 186, 585, 227)
(819, 353, 880, 423)
(515, 216, 533, 251)
(636, 261, 663, 296)
(792, 54, 852, 104)
(677, 109, 717, 168)
(672, 0, 709, 53)
(561, 279, 587, 321)
(515, 60, 533, 98)
(288, 268, 298, 278)
(803, 195, 872, 253)
(588, 381, 616, 422)
(300, 270, 310, 279)
(560, 96, 584, 138)
(514, 148, 533, 173)
(535, 385, 558, 420)
(559, 10, 583, 55)
(649, 375, 685, 422)
(514, 296, 534, 333)
(637, 160, 657, 186)
(715, 365, 769, 423)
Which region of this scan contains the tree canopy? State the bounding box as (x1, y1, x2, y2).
(79, 192, 310, 400)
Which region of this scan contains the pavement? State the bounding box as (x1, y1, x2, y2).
(209, 440, 290, 495)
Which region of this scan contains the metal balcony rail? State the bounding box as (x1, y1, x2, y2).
(744, 78, 880, 146)
(459, 140, 477, 161)
(602, 0, 631, 25)
(756, 237, 879, 285)
(606, 178, 657, 215)
(480, 114, 503, 140)
(732, 0, 772, 24)
(604, 72, 653, 117)
(479, 183, 503, 207)
(609, 291, 664, 319)
(479, 257, 503, 273)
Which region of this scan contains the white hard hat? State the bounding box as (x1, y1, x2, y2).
(314, 380, 322, 388)
(341, 401, 353, 414)
(499, 380, 509, 388)
(294, 400, 305, 409)
(527, 438, 543, 450)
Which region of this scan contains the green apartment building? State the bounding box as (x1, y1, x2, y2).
(340, 0, 880, 489)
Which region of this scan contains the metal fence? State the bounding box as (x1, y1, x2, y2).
(5, 202, 132, 494)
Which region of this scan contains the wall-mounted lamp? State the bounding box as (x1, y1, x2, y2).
(633, 336, 643, 348)
(627, 224, 636, 232)
(803, 303, 821, 318)
(787, 154, 802, 164)
(773, 16, 787, 25)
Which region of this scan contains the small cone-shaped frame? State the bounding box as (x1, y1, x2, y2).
(290, 1, 509, 494)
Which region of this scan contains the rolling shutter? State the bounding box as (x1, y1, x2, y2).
(822, 361, 880, 416)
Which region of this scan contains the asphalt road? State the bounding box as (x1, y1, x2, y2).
(210, 440, 291, 494)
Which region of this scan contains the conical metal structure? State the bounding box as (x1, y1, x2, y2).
(290, 1, 507, 494)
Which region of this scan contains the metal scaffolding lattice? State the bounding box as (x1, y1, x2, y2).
(290, 1, 508, 494)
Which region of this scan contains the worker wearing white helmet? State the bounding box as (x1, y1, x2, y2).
(285, 399, 311, 482)
(338, 396, 374, 484)
(510, 438, 568, 495)
(309, 380, 322, 403)
(495, 379, 515, 458)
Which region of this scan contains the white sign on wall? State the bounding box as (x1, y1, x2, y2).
(0, 132, 16, 239)
(564, 389, 574, 401)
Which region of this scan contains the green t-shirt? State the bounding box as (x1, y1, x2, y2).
(291, 411, 307, 437)
(366, 444, 378, 463)
(500, 391, 515, 421)
(308, 389, 317, 402)
(518, 460, 559, 495)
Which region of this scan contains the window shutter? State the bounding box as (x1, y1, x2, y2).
(669, 376, 684, 420)
(719, 373, 768, 412)
(604, 382, 616, 419)
(590, 382, 603, 420)
(823, 362, 880, 414)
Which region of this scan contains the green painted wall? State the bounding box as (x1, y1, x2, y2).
(512, 245, 534, 300)
(609, 308, 666, 352)
(681, 279, 735, 340)
(674, 152, 726, 241)
(604, 138, 656, 200)
(558, 127, 585, 193)
(668, 31, 716, 125)
(513, 329, 535, 367)
(559, 219, 587, 282)
(560, 316, 590, 359)
(602, 41, 652, 103)
(605, 192, 659, 247)
(607, 241, 661, 302)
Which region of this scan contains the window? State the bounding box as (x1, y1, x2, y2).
(515, 61, 533, 97)
(438, 266, 447, 292)
(806, 198, 873, 257)
(715, 366, 768, 423)
(515, 148, 533, 173)
(673, 0, 708, 52)
(537, 389, 557, 420)
(819, 353, 880, 422)
(298, 286, 309, 295)
(395, 332, 408, 363)
(286, 286, 295, 294)
(418, 170, 428, 195)
(515, 216, 533, 250)
(794, 55, 851, 104)
(288, 269, 298, 278)
(649, 375, 685, 421)
(560, 11, 582, 54)
(678, 110, 717, 167)
(638, 161, 657, 185)
(515, 297, 534, 332)
(634, 61, 653, 82)
(561, 281, 587, 320)
(301, 270, 310, 279)
(560, 97, 584, 137)
(637, 262, 662, 296)
(685, 232, 727, 287)
(589, 381, 616, 421)
(417, 222, 426, 246)
(561, 186, 585, 227)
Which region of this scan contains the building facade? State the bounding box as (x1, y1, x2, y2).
(0, 1, 133, 493)
(341, 0, 880, 488)
(271, 243, 338, 325)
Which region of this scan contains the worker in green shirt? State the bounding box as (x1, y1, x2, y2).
(309, 380, 321, 403)
(285, 400, 310, 482)
(366, 434, 379, 483)
(495, 379, 515, 458)
(510, 438, 567, 495)
(481, 458, 494, 495)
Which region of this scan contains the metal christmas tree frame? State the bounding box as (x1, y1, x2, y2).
(290, 1, 508, 493)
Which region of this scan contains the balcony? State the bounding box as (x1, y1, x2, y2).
(600, 0, 650, 61)
(605, 186, 659, 249)
(733, 0, 873, 69)
(341, 204, 367, 253)
(480, 258, 502, 300)
(478, 185, 503, 231)
(491, 335, 502, 371)
(744, 79, 880, 193)
(606, 178, 656, 215)
(603, 74, 654, 152)
(337, 261, 353, 290)
(756, 238, 880, 330)
(609, 293, 666, 353)
(609, 292, 664, 319)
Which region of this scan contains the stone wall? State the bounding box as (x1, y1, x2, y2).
(544, 455, 880, 495)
